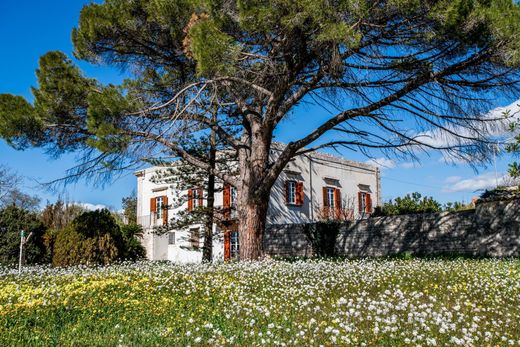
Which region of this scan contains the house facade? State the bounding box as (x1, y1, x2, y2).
(136, 149, 381, 262)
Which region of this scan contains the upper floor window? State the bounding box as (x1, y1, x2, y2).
(188, 188, 203, 211)
(358, 191, 373, 215)
(192, 188, 201, 208)
(326, 187, 336, 209)
(150, 195, 168, 224)
(230, 186, 237, 207)
(285, 180, 304, 206)
(156, 196, 164, 219)
(287, 181, 296, 204)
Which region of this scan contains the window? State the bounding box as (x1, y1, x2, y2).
(360, 192, 367, 213)
(188, 188, 203, 211)
(358, 191, 372, 215)
(156, 196, 164, 219)
(230, 231, 239, 259)
(287, 181, 296, 204)
(168, 232, 176, 245)
(286, 180, 304, 206)
(327, 187, 335, 209)
(190, 228, 200, 248)
(230, 186, 237, 207)
(192, 188, 201, 208)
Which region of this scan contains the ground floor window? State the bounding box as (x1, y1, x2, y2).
(190, 228, 200, 249)
(168, 232, 175, 245)
(230, 231, 239, 259)
(224, 228, 239, 261)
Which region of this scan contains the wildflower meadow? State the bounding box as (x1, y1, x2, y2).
(1, 259, 519, 346)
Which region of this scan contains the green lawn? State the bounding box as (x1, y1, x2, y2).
(1, 259, 519, 346)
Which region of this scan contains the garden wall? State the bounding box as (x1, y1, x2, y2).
(264, 199, 520, 258)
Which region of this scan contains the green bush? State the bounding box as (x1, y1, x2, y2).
(0, 205, 47, 265)
(120, 223, 146, 261)
(52, 209, 123, 267)
(52, 209, 146, 266)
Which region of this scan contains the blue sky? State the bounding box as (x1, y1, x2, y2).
(0, 1, 517, 210)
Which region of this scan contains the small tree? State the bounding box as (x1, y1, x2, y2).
(0, 205, 47, 265)
(121, 191, 138, 224)
(0, 165, 40, 210)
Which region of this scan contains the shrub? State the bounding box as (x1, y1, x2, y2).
(120, 223, 146, 260)
(52, 209, 123, 266)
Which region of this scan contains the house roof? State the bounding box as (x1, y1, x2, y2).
(135, 142, 379, 176)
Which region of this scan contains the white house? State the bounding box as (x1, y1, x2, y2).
(136, 148, 381, 262)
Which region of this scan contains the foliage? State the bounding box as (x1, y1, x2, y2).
(505, 111, 519, 179)
(442, 200, 475, 212)
(120, 223, 146, 261)
(121, 191, 137, 224)
(479, 185, 520, 202)
(0, 260, 518, 345)
(374, 192, 443, 216)
(40, 199, 86, 261)
(0, 205, 47, 265)
(52, 209, 123, 266)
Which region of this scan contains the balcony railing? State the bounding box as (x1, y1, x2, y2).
(137, 213, 165, 229)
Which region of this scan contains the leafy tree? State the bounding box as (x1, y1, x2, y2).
(121, 191, 138, 225)
(2, 1, 520, 259)
(0, 205, 47, 265)
(53, 209, 123, 266)
(40, 198, 85, 261)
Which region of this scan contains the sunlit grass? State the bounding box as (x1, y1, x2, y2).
(1, 259, 519, 346)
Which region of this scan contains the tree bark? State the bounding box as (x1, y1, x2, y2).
(237, 123, 272, 260)
(238, 196, 269, 261)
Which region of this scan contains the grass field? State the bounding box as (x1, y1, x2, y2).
(1, 259, 519, 346)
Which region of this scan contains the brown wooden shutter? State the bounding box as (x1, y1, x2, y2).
(187, 189, 193, 211)
(366, 193, 372, 213)
(162, 195, 168, 224)
(223, 184, 231, 208)
(323, 187, 329, 207)
(296, 182, 304, 206)
(150, 197, 156, 213)
(198, 188, 203, 207)
(223, 184, 231, 219)
(224, 230, 230, 261)
(358, 192, 363, 213)
(334, 188, 342, 218)
(285, 181, 290, 205)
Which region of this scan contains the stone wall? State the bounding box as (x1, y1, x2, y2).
(264, 199, 520, 258)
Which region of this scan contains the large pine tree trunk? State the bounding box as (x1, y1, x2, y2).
(238, 197, 269, 260)
(237, 128, 272, 261)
